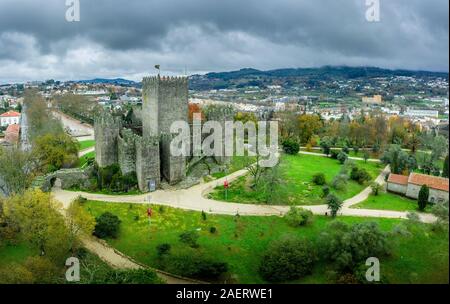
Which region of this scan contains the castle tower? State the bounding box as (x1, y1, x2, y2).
(117, 128, 137, 175)
(94, 111, 122, 167)
(135, 135, 160, 192)
(142, 76, 188, 184)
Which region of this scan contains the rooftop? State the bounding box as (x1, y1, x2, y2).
(387, 173, 409, 185)
(408, 172, 449, 192)
(0, 110, 21, 118)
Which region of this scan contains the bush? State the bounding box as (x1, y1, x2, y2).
(258, 238, 316, 282)
(418, 184, 429, 211)
(326, 194, 343, 217)
(156, 243, 171, 257)
(209, 226, 217, 234)
(100, 269, 162, 284)
(93, 212, 121, 239)
(330, 150, 339, 159)
(179, 231, 200, 248)
(337, 152, 348, 164)
(318, 221, 391, 271)
(350, 167, 371, 184)
(312, 173, 326, 185)
(322, 185, 330, 197)
(332, 174, 348, 190)
(281, 138, 300, 155)
(284, 207, 313, 227)
(164, 253, 228, 280)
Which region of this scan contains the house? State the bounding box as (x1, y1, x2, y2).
(4, 123, 20, 145)
(0, 111, 21, 127)
(387, 172, 449, 203)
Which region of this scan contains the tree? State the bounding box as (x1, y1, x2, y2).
(326, 194, 343, 217)
(284, 207, 313, 227)
(258, 238, 317, 282)
(443, 154, 449, 178)
(66, 200, 96, 253)
(320, 136, 333, 156)
(363, 151, 370, 163)
(298, 114, 323, 144)
(418, 184, 429, 211)
(371, 182, 381, 196)
(33, 133, 79, 173)
(3, 189, 70, 261)
(0, 147, 34, 196)
(381, 144, 412, 174)
(337, 151, 348, 164)
(431, 135, 448, 161)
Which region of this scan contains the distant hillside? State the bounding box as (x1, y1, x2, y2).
(189, 66, 448, 90)
(77, 78, 137, 86)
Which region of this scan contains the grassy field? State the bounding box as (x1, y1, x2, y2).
(300, 148, 380, 159)
(209, 153, 384, 205)
(0, 242, 36, 266)
(82, 200, 448, 284)
(352, 191, 431, 212)
(79, 151, 95, 168)
(78, 140, 96, 151)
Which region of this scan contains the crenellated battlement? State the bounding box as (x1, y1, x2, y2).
(142, 75, 188, 88)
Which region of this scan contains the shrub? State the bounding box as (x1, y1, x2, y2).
(164, 253, 228, 280)
(312, 173, 326, 185)
(418, 184, 429, 211)
(318, 221, 391, 272)
(350, 167, 371, 184)
(100, 269, 162, 284)
(201, 210, 207, 221)
(326, 194, 343, 217)
(23, 256, 60, 284)
(342, 146, 350, 154)
(322, 185, 330, 197)
(156, 243, 171, 257)
(258, 238, 317, 282)
(179, 231, 200, 248)
(337, 152, 348, 164)
(281, 138, 300, 155)
(284, 207, 313, 227)
(209, 226, 217, 234)
(93, 212, 121, 239)
(330, 150, 339, 159)
(332, 174, 348, 190)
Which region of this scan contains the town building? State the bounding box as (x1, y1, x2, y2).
(0, 111, 21, 127)
(387, 172, 449, 203)
(4, 123, 20, 145)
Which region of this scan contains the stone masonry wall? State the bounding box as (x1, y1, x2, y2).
(160, 134, 186, 184)
(135, 135, 160, 192)
(94, 111, 121, 167)
(118, 128, 137, 175)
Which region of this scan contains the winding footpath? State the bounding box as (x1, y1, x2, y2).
(53, 112, 437, 284)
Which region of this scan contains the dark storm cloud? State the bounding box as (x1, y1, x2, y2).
(0, 0, 448, 82)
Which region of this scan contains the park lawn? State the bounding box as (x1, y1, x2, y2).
(351, 191, 432, 212)
(209, 153, 383, 205)
(210, 156, 256, 179)
(78, 140, 96, 151)
(79, 151, 95, 168)
(300, 148, 380, 159)
(82, 200, 448, 284)
(0, 242, 36, 267)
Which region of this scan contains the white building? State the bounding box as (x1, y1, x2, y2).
(0, 111, 21, 127)
(404, 108, 439, 118)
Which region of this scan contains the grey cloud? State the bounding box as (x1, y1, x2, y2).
(0, 0, 448, 83)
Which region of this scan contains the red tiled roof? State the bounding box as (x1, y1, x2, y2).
(0, 111, 20, 117)
(387, 173, 409, 185)
(408, 173, 449, 192)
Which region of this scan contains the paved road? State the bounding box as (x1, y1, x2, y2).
(299, 150, 381, 162)
(53, 110, 94, 139)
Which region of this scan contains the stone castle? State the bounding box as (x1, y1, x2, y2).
(94, 75, 189, 192)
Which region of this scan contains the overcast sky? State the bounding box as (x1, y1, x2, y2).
(0, 0, 448, 83)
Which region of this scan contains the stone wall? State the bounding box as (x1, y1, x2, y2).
(387, 182, 407, 195)
(160, 134, 185, 184)
(33, 168, 91, 192)
(406, 183, 449, 202)
(204, 105, 235, 164)
(94, 111, 122, 167)
(118, 128, 137, 174)
(135, 135, 160, 192)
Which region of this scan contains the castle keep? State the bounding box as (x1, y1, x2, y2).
(94, 76, 189, 191)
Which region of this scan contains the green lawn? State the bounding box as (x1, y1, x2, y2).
(78, 140, 96, 151)
(82, 200, 448, 284)
(79, 151, 95, 168)
(210, 156, 256, 179)
(209, 153, 384, 205)
(0, 242, 36, 267)
(352, 191, 431, 212)
(300, 148, 380, 159)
